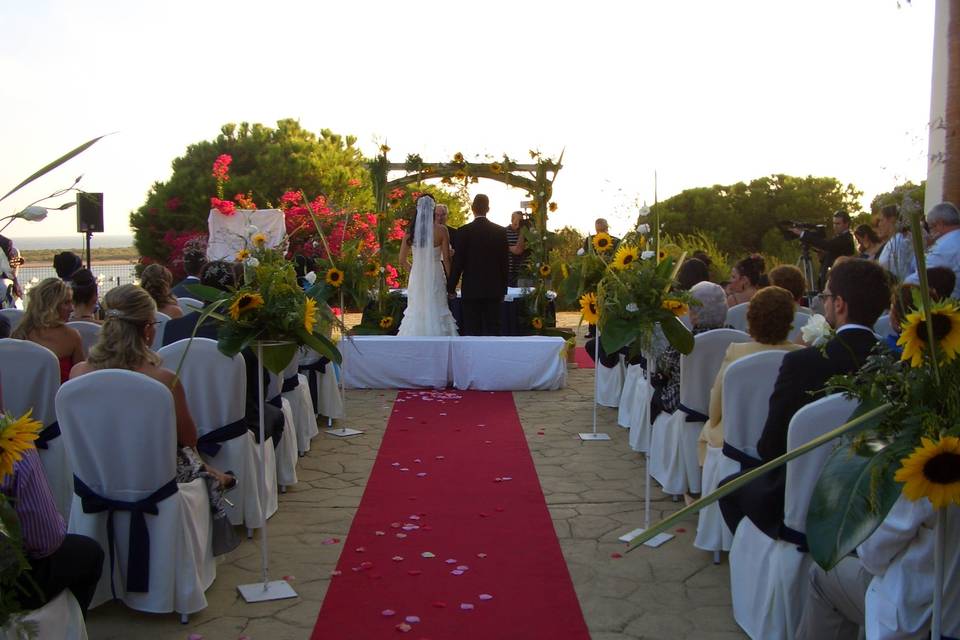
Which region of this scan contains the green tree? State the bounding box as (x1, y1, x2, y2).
(870, 180, 926, 215)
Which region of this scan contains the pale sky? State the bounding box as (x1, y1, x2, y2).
(0, 1, 936, 241)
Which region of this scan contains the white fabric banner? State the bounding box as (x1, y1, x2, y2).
(206, 209, 286, 261)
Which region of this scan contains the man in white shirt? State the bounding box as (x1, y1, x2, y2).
(906, 202, 960, 298)
(876, 204, 916, 282)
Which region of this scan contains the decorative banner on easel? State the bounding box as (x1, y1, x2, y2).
(207, 208, 286, 260)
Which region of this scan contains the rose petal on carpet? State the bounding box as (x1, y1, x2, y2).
(311, 389, 589, 639)
(574, 346, 595, 369)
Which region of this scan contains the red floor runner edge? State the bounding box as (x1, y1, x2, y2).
(311, 389, 589, 640)
(574, 346, 595, 369)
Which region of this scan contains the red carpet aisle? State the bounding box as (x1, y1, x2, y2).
(574, 346, 595, 369)
(311, 390, 589, 640)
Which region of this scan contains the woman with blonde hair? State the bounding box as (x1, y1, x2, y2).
(140, 263, 183, 319)
(70, 285, 235, 497)
(12, 277, 84, 382)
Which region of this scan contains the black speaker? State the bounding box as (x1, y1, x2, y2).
(77, 192, 104, 233)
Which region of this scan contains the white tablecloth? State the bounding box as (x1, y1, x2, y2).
(341, 336, 567, 391)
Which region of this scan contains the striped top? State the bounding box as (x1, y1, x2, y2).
(0, 449, 66, 558)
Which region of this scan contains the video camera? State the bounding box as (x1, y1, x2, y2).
(776, 220, 826, 242)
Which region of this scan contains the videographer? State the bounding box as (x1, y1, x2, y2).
(507, 210, 531, 287)
(788, 210, 855, 291)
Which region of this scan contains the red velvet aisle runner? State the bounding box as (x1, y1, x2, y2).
(311, 390, 589, 640)
(574, 346, 595, 369)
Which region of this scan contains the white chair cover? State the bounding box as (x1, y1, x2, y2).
(0, 339, 72, 519)
(66, 320, 101, 357)
(596, 354, 626, 408)
(280, 356, 318, 455)
(0, 589, 87, 640)
(874, 313, 891, 338)
(300, 348, 344, 420)
(618, 365, 653, 453)
(787, 311, 811, 344)
(0, 308, 24, 331)
(56, 370, 215, 615)
(157, 338, 268, 528)
(175, 297, 203, 315)
(729, 393, 857, 640)
(152, 312, 171, 351)
(649, 329, 751, 495)
(267, 371, 299, 488)
(695, 350, 788, 553)
(726, 302, 749, 333)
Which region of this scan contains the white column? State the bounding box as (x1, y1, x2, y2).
(926, 0, 951, 210)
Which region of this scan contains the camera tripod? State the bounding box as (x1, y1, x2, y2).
(797, 242, 819, 302)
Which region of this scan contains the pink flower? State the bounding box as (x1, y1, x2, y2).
(211, 197, 236, 216)
(165, 196, 181, 212)
(347, 178, 361, 187)
(280, 191, 302, 209)
(212, 154, 232, 182)
(388, 188, 406, 201)
(385, 264, 400, 288)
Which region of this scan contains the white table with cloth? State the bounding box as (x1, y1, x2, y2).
(341, 335, 567, 390)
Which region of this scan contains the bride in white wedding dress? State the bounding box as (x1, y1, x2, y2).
(396, 195, 459, 336)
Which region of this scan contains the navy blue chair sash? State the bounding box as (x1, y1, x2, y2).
(281, 375, 299, 393)
(265, 395, 284, 447)
(678, 403, 709, 423)
(74, 475, 178, 596)
(778, 524, 808, 552)
(35, 421, 61, 450)
(298, 358, 329, 415)
(196, 417, 247, 457)
(722, 442, 763, 469)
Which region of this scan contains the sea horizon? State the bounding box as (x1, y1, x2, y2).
(12, 234, 135, 251)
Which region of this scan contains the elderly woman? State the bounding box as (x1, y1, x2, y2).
(698, 286, 803, 464)
(12, 278, 84, 383)
(651, 281, 729, 419)
(140, 263, 183, 319)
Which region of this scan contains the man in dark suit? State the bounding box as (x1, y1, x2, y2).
(582, 217, 620, 254)
(171, 248, 207, 299)
(791, 210, 856, 291)
(446, 194, 508, 336)
(720, 259, 890, 539)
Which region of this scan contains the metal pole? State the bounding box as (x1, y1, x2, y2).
(256, 343, 269, 589)
(932, 506, 945, 640)
(592, 330, 599, 435)
(644, 354, 656, 530)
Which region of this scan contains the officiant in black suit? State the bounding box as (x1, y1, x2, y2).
(720, 258, 890, 540)
(446, 194, 509, 336)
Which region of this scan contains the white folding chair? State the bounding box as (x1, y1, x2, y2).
(729, 393, 857, 640)
(618, 363, 653, 452)
(786, 311, 811, 344)
(281, 355, 318, 455)
(56, 370, 215, 619)
(649, 329, 751, 496)
(725, 302, 749, 333)
(158, 338, 273, 529)
(0, 307, 24, 332)
(596, 353, 627, 408)
(0, 338, 72, 519)
(67, 320, 101, 357)
(1, 589, 87, 640)
(874, 313, 891, 338)
(267, 371, 299, 490)
(151, 311, 171, 351)
(176, 297, 203, 315)
(695, 349, 787, 554)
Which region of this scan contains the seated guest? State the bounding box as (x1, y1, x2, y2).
(796, 496, 960, 640)
(1, 448, 103, 617)
(652, 281, 729, 420)
(12, 278, 84, 383)
(720, 259, 890, 539)
(52, 251, 82, 281)
(676, 258, 711, 291)
(768, 264, 809, 311)
(905, 201, 960, 298)
(140, 263, 183, 319)
(68, 268, 101, 323)
(70, 285, 235, 498)
(171, 246, 207, 299)
(877, 203, 915, 282)
(725, 255, 765, 307)
(698, 286, 803, 464)
(883, 266, 956, 353)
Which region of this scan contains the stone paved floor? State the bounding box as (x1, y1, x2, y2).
(85, 314, 744, 639)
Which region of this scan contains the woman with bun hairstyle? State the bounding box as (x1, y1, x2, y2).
(725, 254, 765, 307)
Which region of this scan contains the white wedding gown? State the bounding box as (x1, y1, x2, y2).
(397, 246, 459, 337)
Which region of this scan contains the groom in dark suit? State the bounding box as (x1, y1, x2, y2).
(720, 258, 890, 539)
(446, 194, 509, 336)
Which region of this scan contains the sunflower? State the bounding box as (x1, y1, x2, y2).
(657, 249, 668, 262)
(592, 232, 614, 253)
(539, 264, 552, 278)
(580, 292, 600, 324)
(303, 297, 317, 334)
(894, 436, 960, 508)
(896, 301, 960, 367)
(612, 245, 639, 270)
(363, 262, 380, 277)
(662, 298, 689, 317)
(531, 316, 544, 330)
(251, 233, 267, 247)
(0, 410, 41, 481)
(637, 235, 647, 249)
(235, 249, 250, 262)
(454, 170, 467, 181)
(228, 292, 264, 320)
(548, 202, 558, 212)
(379, 316, 394, 330)
(380, 144, 391, 154)
(326, 267, 344, 287)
